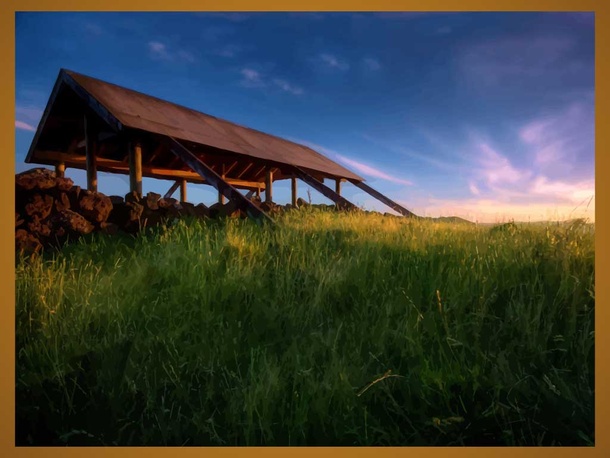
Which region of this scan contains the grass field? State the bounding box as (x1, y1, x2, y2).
(15, 209, 595, 446)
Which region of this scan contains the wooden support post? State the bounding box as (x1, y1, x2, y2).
(129, 141, 143, 196)
(164, 180, 181, 199)
(219, 164, 226, 204)
(349, 179, 417, 217)
(180, 179, 187, 202)
(84, 115, 97, 192)
(291, 177, 298, 207)
(265, 169, 274, 203)
(292, 167, 358, 211)
(55, 162, 65, 178)
(335, 178, 342, 196)
(163, 136, 273, 223)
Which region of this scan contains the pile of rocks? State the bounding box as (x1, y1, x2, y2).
(15, 168, 351, 256)
(15, 168, 239, 256)
(16, 168, 115, 255)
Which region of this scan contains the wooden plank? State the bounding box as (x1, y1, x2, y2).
(33, 150, 266, 190)
(349, 180, 417, 217)
(265, 169, 274, 203)
(292, 167, 357, 210)
(129, 142, 143, 195)
(164, 180, 181, 199)
(84, 115, 98, 192)
(163, 137, 273, 223)
(291, 177, 297, 207)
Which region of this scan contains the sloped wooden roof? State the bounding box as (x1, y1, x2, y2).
(26, 69, 364, 183)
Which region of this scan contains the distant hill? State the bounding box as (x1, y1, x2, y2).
(423, 216, 476, 225)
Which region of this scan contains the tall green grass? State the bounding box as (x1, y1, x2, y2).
(15, 210, 595, 445)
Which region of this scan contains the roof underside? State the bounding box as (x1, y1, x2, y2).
(25, 69, 364, 185)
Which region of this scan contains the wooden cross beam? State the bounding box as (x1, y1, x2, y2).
(291, 167, 358, 211)
(349, 179, 417, 218)
(163, 136, 274, 224)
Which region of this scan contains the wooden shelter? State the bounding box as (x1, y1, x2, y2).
(25, 69, 416, 221)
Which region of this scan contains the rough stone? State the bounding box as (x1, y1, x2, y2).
(24, 194, 54, 220)
(79, 192, 113, 223)
(15, 229, 43, 255)
(50, 210, 95, 235)
(15, 168, 57, 192)
(55, 192, 71, 212)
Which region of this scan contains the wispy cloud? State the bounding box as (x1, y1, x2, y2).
(240, 68, 264, 87)
(15, 105, 42, 132)
(240, 68, 303, 95)
(519, 101, 594, 176)
(335, 154, 413, 185)
(292, 138, 413, 186)
(319, 53, 349, 71)
(360, 133, 465, 172)
(272, 78, 303, 95)
(465, 130, 593, 209)
(468, 182, 480, 196)
(363, 57, 381, 71)
(15, 120, 36, 132)
(148, 41, 196, 63)
(16, 106, 42, 124)
(476, 142, 531, 186)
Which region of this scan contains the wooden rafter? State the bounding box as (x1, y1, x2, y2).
(236, 162, 254, 179)
(224, 160, 239, 176)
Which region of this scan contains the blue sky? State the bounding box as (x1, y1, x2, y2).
(15, 12, 595, 222)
